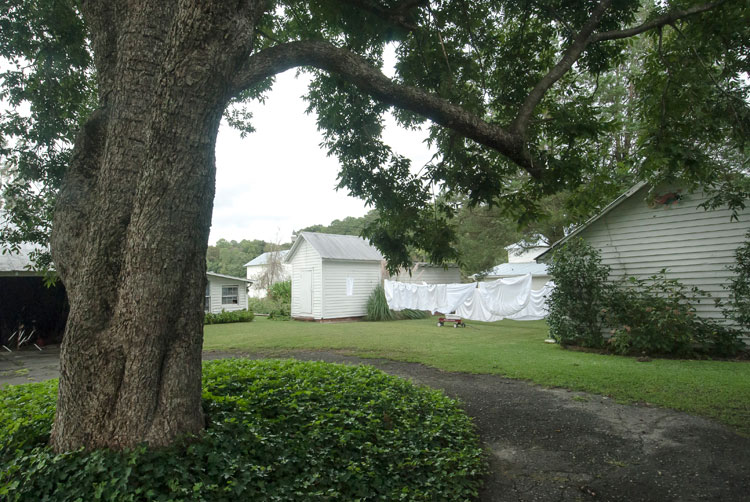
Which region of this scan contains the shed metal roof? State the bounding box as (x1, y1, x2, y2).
(244, 250, 289, 267)
(286, 232, 384, 262)
(206, 271, 253, 283)
(484, 262, 549, 277)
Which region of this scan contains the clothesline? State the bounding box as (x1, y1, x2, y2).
(383, 274, 554, 322)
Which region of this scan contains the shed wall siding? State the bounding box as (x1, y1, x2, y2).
(289, 239, 323, 318)
(206, 277, 248, 314)
(391, 267, 461, 284)
(321, 261, 382, 319)
(578, 184, 749, 321)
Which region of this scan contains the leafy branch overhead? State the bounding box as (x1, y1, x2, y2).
(2, 0, 748, 272)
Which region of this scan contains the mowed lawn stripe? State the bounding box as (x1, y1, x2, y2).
(204, 316, 750, 435)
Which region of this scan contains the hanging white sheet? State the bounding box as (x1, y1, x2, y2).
(455, 288, 505, 322)
(383, 280, 475, 314)
(506, 282, 554, 321)
(478, 275, 532, 316)
(384, 275, 553, 322)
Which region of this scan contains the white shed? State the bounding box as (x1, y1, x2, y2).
(483, 262, 551, 290)
(538, 182, 750, 323)
(285, 232, 384, 321)
(244, 250, 291, 298)
(390, 262, 461, 284)
(205, 272, 252, 314)
(481, 241, 551, 289)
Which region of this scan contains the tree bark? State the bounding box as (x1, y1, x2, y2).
(49, 0, 261, 451)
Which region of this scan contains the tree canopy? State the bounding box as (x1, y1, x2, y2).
(2, 0, 748, 273)
(1, 0, 749, 452)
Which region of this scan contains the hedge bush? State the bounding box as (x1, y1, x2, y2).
(723, 231, 750, 333)
(203, 309, 254, 325)
(547, 241, 743, 357)
(0, 359, 484, 501)
(546, 239, 611, 348)
(248, 281, 291, 320)
(604, 272, 743, 357)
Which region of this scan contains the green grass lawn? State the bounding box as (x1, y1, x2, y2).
(204, 316, 750, 435)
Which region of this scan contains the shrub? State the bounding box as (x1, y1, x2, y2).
(247, 297, 274, 314)
(248, 281, 293, 320)
(723, 231, 750, 333)
(365, 285, 429, 322)
(396, 308, 429, 320)
(0, 359, 485, 501)
(204, 309, 254, 325)
(366, 284, 395, 321)
(604, 272, 743, 357)
(268, 280, 291, 304)
(546, 239, 612, 348)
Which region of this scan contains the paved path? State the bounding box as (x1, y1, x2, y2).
(3, 347, 749, 501)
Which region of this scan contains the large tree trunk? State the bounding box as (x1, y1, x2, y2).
(49, 1, 261, 452)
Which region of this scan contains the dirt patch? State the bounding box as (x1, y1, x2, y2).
(3, 347, 749, 501)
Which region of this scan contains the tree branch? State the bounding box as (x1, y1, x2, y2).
(590, 0, 728, 43)
(512, 0, 728, 136)
(335, 0, 428, 31)
(231, 40, 538, 177)
(512, 0, 614, 135)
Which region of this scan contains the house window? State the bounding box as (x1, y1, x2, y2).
(222, 285, 239, 305)
(204, 284, 210, 312)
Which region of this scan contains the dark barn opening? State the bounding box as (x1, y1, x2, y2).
(0, 277, 68, 349)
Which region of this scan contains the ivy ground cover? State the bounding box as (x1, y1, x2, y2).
(0, 359, 484, 501)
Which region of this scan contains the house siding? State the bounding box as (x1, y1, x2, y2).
(391, 266, 461, 284)
(321, 260, 382, 319)
(206, 275, 248, 314)
(577, 184, 749, 322)
(289, 239, 323, 319)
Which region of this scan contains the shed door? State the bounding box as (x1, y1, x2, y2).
(300, 269, 313, 314)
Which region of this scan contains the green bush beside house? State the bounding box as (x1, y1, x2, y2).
(547, 239, 744, 357)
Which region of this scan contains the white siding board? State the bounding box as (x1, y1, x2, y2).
(391, 266, 461, 284)
(321, 261, 381, 318)
(289, 239, 323, 319)
(206, 276, 248, 314)
(575, 184, 749, 325)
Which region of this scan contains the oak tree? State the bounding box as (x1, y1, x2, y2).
(1, 0, 747, 451)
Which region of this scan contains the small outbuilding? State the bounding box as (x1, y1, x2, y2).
(538, 182, 750, 324)
(0, 243, 68, 348)
(285, 232, 384, 321)
(480, 241, 551, 289)
(205, 272, 252, 314)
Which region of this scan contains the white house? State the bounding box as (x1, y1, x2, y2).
(285, 232, 384, 321)
(205, 272, 252, 314)
(538, 182, 750, 323)
(244, 250, 291, 298)
(481, 241, 551, 289)
(389, 262, 461, 284)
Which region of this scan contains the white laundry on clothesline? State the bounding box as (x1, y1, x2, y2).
(383, 275, 553, 322)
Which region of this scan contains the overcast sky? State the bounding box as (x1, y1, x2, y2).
(210, 64, 435, 245)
